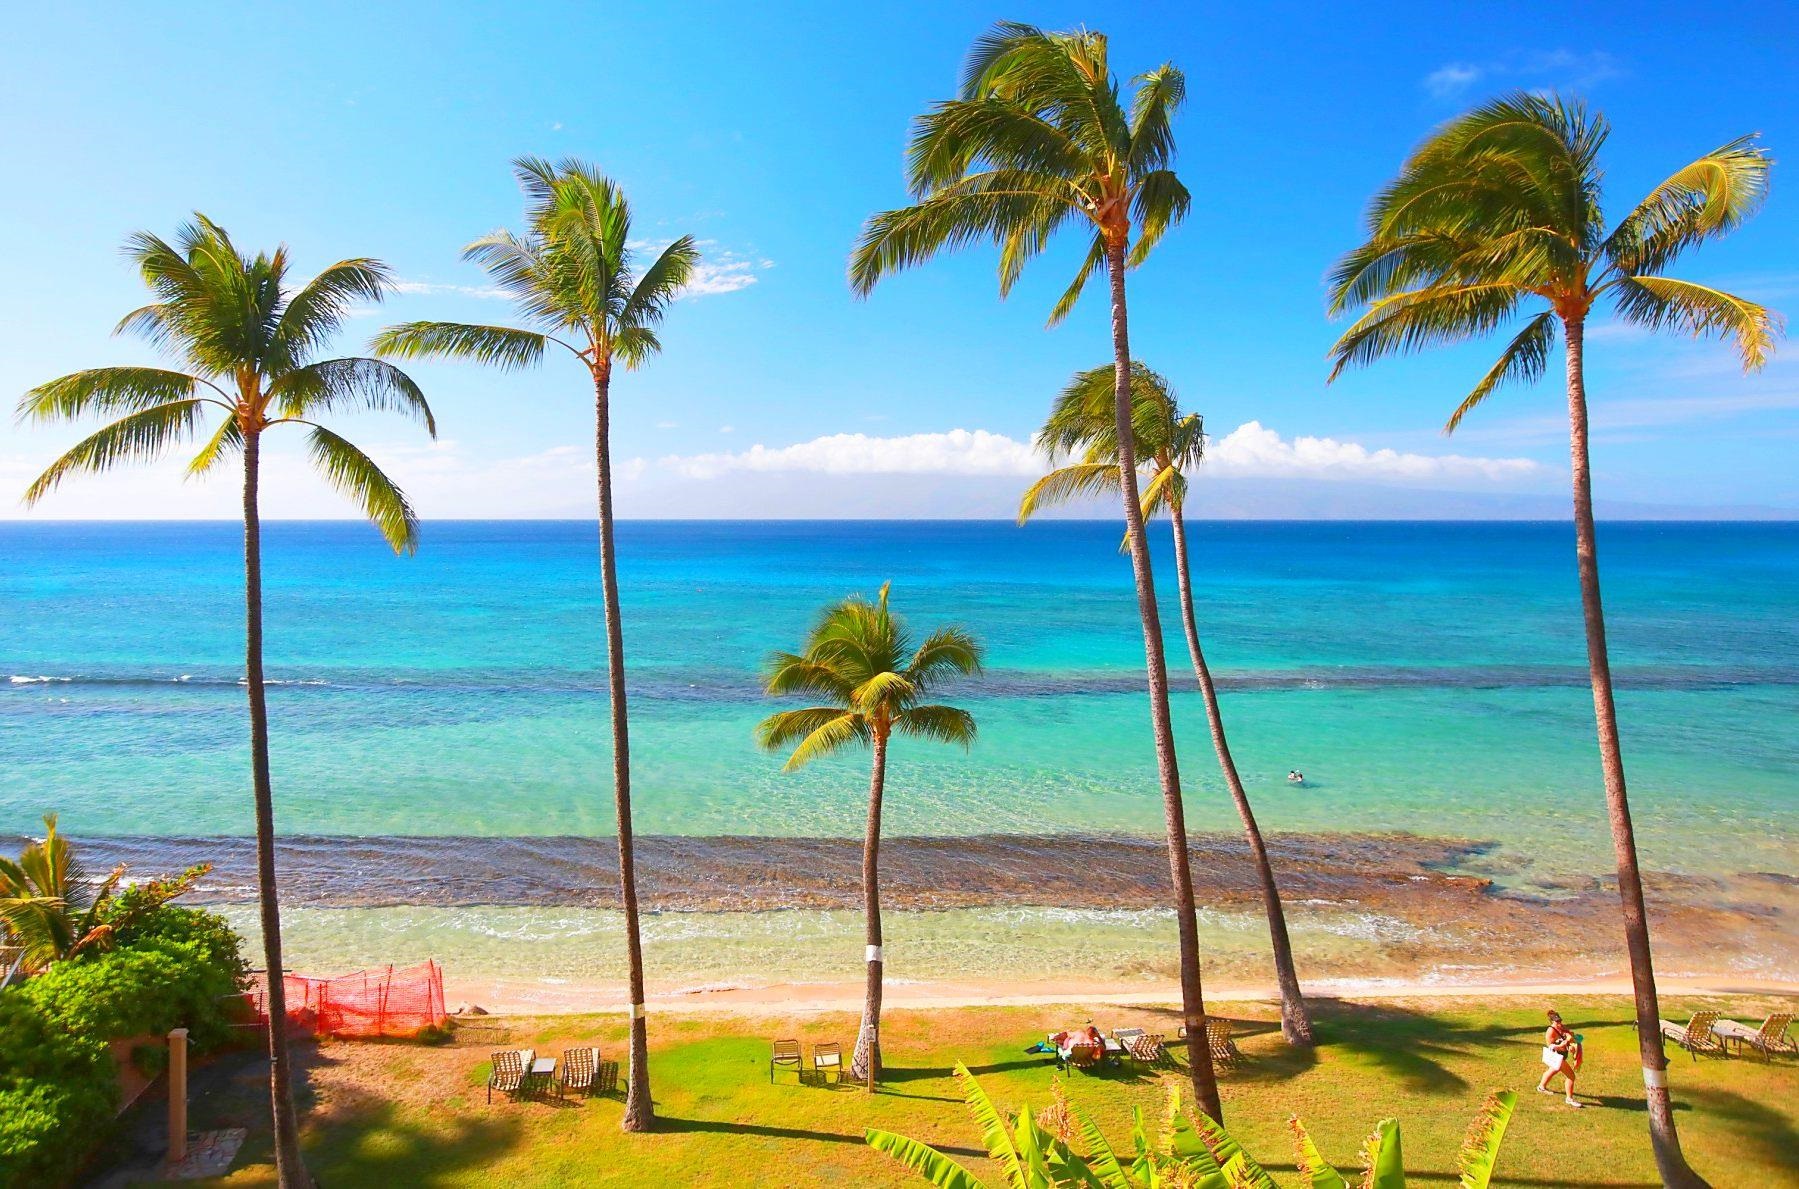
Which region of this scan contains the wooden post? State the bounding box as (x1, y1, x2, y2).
(167, 1028, 189, 1165)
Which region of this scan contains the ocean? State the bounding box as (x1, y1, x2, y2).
(3, 519, 1794, 996)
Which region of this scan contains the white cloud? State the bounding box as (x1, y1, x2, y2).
(652, 429, 1042, 481)
(643, 422, 1536, 486)
(1423, 50, 1620, 100)
(391, 280, 509, 300)
(681, 253, 768, 298)
(1424, 63, 1482, 99)
(1203, 421, 1537, 482)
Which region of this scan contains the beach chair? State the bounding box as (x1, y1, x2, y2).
(1126, 1032, 1167, 1065)
(487, 1048, 532, 1103)
(1062, 1042, 1103, 1074)
(1659, 1011, 1725, 1060)
(558, 1047, 598, 1098)
(812, 1041, 844, 1086)
(1711, 1013, 1793, 1061)
(1205, 1019, 1243, 1068)
(770, 1038, 802, 1083)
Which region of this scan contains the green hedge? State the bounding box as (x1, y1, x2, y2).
(0, 903, 248, 1189)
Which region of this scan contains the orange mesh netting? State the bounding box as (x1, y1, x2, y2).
(245, 960, 447, 1039)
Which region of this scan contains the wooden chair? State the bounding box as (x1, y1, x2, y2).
(1711, 1012, 1794, 1061)
(812, 1041, 844, 1086)
(1205, 1019, 1243, 1068)
(1660, 1010, 1726, 1060)
(1062, 1042, 1103, 1074)
(558, 1047, 598, 1097)
(770, 1038, 803, 1083)
(1126, 1032, 1167, 1065)
(487, 1048, 532, 1103)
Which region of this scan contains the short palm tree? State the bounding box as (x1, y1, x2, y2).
(18, 215, 435, 1188)
(0, 814, 124, 973)
(1021, 363, 1315, 1047)
(756, 583, 981, 1083)
(374, 158, 697, 1132)
(1327, 92, 1780, 1188)
(850, 21, 1223, 1116)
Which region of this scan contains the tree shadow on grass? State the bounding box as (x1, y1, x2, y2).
(1680, 1084, 1798, 1169)
(655, 1115, 987, 1161)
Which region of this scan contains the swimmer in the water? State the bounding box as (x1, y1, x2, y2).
(1287, 770, 1305, 784)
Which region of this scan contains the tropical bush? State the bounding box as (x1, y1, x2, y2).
(0, 893, 248, 1188)
(866, 1065, 1515, 1188)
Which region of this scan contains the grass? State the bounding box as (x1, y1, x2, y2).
(119, 995, 1796, 1187)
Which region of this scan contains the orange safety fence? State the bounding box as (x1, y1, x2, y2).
(239, 960, 448, 1039)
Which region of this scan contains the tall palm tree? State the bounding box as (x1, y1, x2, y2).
(756, 583, 981, 1084)
(1326, 93, 1778, 1188)
(850, 21, 1223, 1116)
(373, 158, 697, 1132)
(18, 215, 435, 1187)
(1021, 363, 1315, 1046)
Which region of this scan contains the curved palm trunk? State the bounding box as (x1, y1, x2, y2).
(243, 434, 309, 1187)
(1564, 317, 1703, 1188)
(594, 365, 653, 1131)
(851, 730, 889, 1084)
(1167, 504, 1313, 1047)
(1104, 239, 1222, 1120)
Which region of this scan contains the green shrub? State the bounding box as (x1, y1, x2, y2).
(0, 901, 249, 1188)
(0, 994, 113, 1189)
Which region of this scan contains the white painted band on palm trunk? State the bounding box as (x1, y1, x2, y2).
(629, 1002, 645, 1020)
(866, 945, 883, 962)
(1642, 1066, 1667, 1089)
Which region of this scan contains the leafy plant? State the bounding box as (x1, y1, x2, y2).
(865, 1065, 1516, 1188)
(0, 815, 124, 972)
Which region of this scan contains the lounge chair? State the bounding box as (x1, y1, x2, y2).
(770, 1038, 802, 1084)
(1205, 1019, 1242, 1068)
(812, 1041, 844, 1086)
(558, 1047, 598, 1097)
(1711, 1012, 1794, 1061)
(1125, 1032, 1166, 1065)
(1660, 1011, 1725, 1060)
(487, 1048, 532, 1103)
(1062, 1042, 1103, 1074)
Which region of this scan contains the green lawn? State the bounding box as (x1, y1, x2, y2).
(136, 995, 1796, 1187)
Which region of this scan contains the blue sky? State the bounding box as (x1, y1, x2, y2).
(2, 1, 1794, 518)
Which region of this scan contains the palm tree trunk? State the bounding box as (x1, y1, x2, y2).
(1564, 316, 1704, 1188)
(1104, 238, 1222, 1120)
(851, 729, 889, 1084)
(1167, 503, 1313, 1047)
(243, 434, 309, 1187)
(594, 364, 653, 1132)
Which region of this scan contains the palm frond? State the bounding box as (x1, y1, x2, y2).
(894, 704, 977, 748)
(16, 367, 209, 423)
(1139, 461, 1189, 520)
(371, 321, 548, 371)
(1128, 169, 1190, 267)
(760, 710, 869, 771)
(763, 653, 859, 700)
(1018, 462, 1118, 522)
(21, 400, 204, 505)
(622, 236, 701, 328)
(272, 357, 437, 433)
(1047, 234, 1107, 326)
(1604, 136, 1771, 275)
(1444, 309, 1558, 432)
(276, 258, 392, 364)
(1327, 284, 1524, 381)
(304, 425, 420, 554)
(1610, 275, 1781, 370)
(186, 411, 244, 477)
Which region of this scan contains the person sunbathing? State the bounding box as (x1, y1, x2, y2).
(1537, 1009, 1583, 1107)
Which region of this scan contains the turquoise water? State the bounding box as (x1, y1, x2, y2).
(3, 520, 1796, 882)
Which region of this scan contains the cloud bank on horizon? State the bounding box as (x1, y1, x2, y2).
(649, 421, 1539, 485)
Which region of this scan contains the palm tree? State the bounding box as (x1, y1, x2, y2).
(18, 215, 435, 1188)
(850, 21, 1223, 1116)
(0, 814, 124, 973)
(373, 158, 697, 1132)
(1021, 363, 1314, 1046)
(756, 583, 981, 1084)
(1326, 93, 1779, 1188)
